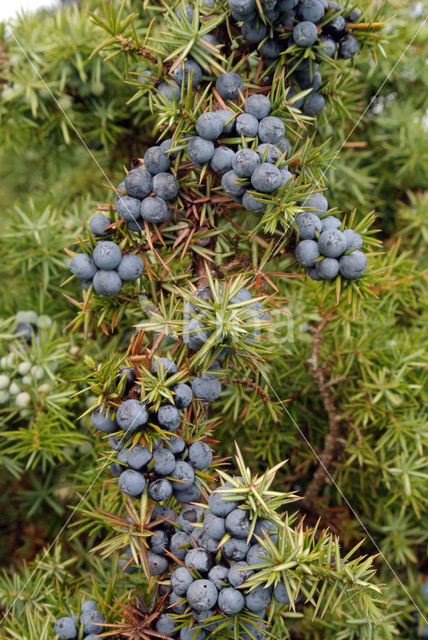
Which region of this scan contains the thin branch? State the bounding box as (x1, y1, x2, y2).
(304, 317, 344, 503)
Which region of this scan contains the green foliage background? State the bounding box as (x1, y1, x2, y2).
(0, 0, 427, 638)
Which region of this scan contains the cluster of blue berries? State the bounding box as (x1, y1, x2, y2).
(184, 285, 268, 352)
(54, 601, 104, 640)
(115, 145, 180, 228)
(229, 0, 362, 115)
(70, 241, 144, 296)
(187, 86, 293, 213)
(0, 312, 54, 409)
(14, 310, 52, 344)
(139, 58, 204, 103)
(153, 483, 288, 640)
(137, 1, 218, 101)
(91, 358, 221, 502)
(294, 192, 367, 280)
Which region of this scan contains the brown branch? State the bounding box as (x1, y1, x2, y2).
(303, 317, 344, 504)
(231, 378, 271, 403)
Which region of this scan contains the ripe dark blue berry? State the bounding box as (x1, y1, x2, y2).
(343, 228, 363, 250)
(236, 113, 259, 137)
(149, 478, 173, 502)
(180, 626, 206, 640)
(89, 214, 111, 237)
(91, 405, 117, 433)
(295, 212, 322, 239)
(338, 34, 359, 58)
(295, 239, 321, 267)
(187, 136, 215, 165)
(176, 504, 204, 533)
(229, 0, 257, 18)
(242, 191, 266, 212)
(186, 579, 218, 611)
(316, 257, 340, 279)
(171, 567, 194, 595)
(124, 167, 153, 199)
(258, 116, 285, 144)
(208, 564, 229, 590)
(221, 170, 247, 198)
(117, 254, 144, 281)
(173, 383, 193, 408)
(320, 35, 337, 56)
(151, 358, 178, 376)
(170, 531, 191, 560)
(298, 0, 325, 22)
(80, 609, 105, 635)
(210, 146, 235, 173)
(245, 584, 272, 612)
(339, 250, 367, 279)
(257, 142, 282, 164)
(156, 81, 181, 102)
(228, 561, 254, 587)
(153, 448, 176, 475)
(223, 537, 250, 561)
(174, 483, 202, 503)
(321, 215, 341, 231)
(242, 19, 268, 43)
(208, 488, 238, 517)
(246, 542, 270, 565)
(215, 72, 243, 100)
(118, 469, 146, 496)
(216, 109, 236, 133)
(173, 59, 203, 86)
(303, 91, 325, 115)
(116, 195, 141, 221)
(188, 441, 213, 469)
(203, 511, 226, 540)
(155, 614, 178, 638)
(140, 196, 170, 224)
(293, 21, 318, 46)
(225, 508, 251, 539)
(149, 528, 169, 554)
(152, 172, 179, 201)
(244, 94, 271, 119)
(170, 460, 195, 489)
(160, 138, 179, 159)
(144, 146, 171, 174)
(93, 241, 122, 270)
(54, 617, 77, 640)
(218, 587, 245, 614)
(116, 399, 148, 432)
(157, 404, 181, 431)
(318, 228, 347, 257)
(196, 112, 224, 140)
(127, 445, 152, 470)
(303, 192, 328, 214)
(324, 14, 346, 39)
(93, 270, 122, 296)
(251, 163, 282, 193)
(70, 254, 97, 280)
(148, 551, 169, 575)
(232, 148, 260, 177)
(192, 374, 221, 402)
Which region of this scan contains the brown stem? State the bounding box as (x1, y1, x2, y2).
(231, 378, 271, 403)
(303, 317, 344, 503)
